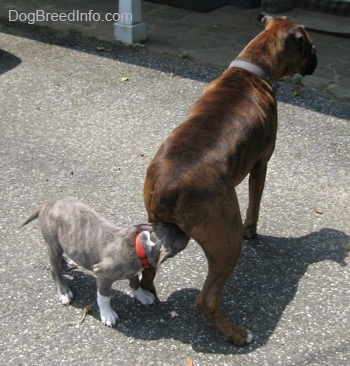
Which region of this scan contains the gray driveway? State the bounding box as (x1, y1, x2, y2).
(1, 23, 349, 365)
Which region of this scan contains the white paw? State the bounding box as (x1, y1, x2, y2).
(97, 292, 119, 327)
(60, 291, 73, 305)
(246, 329, 254, 344)
(133, 288, 155, 306)
(100, 308, 119, 327)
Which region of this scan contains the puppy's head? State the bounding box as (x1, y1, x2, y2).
(137, 230, 159, 262)
(131, 222, 189, 269)
(148, 222, 189, 269)
(134, 228, 171, 269)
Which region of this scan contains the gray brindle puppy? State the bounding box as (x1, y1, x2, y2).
(21, 196, 188, 326)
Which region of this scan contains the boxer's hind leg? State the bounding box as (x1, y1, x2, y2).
(190, 194, 254, 346)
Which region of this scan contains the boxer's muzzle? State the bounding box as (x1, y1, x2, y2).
(301, 43, 317, 76)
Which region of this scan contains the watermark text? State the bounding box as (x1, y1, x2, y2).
(8, 10, 132, 25)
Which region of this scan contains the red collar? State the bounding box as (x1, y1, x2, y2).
(135, 233, 152, 269)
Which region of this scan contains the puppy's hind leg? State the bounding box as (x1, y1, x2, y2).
(43, 233, 73, 305)
(96, 277, 119, 327)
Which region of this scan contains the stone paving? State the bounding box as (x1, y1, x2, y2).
(143, 3, 350, 98)
(0, 1, 349, 97)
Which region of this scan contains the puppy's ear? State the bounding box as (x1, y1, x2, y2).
(139, 230, 155, 253)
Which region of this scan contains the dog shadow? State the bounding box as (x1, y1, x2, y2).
(0, 49, 21, 75)
(65, 228, 348, 354)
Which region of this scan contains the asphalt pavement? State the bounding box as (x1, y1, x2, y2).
(0, 22, 349, 365)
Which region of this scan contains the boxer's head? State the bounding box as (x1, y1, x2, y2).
(261, 16, 317, 77)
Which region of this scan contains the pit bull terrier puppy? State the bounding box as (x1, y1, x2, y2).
(21, 196, 188, 327)
(142, 16, 317, 345)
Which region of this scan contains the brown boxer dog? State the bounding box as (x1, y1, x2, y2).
(142, 16, 317, 345)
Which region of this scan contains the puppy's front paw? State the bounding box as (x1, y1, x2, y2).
(133, 288, 156, 306)
(100, 309, 119, 327)
(97, 292, 119, 327)
(60, 291, 73, 305)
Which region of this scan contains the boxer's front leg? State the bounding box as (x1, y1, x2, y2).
(244, 162, 268, 239)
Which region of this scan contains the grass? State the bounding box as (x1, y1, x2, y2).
(67, 27, 83, 35)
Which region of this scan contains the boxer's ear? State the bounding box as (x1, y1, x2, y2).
(261, 15, 273, 27)
(261, 15, 288, 27)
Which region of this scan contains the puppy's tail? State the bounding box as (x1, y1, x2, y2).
(20, 208, 40, 228)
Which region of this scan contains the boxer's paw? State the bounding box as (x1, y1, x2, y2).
(243, 224, 257, 239)
(245, 329, 254, 344)
(133, 288, 156, 306)
(227, 325, 254, 346)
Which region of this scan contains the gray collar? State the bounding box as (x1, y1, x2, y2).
(229, 60, 275, 88)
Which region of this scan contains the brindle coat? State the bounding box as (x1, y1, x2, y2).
(142, 16, 317, 345)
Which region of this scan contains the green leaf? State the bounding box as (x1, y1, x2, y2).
(96, 47, 112, 52)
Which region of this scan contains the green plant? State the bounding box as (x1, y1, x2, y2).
(290, 74, 304, 85)
(179, 52, 192, 60)
(67, 27, 82, 35)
